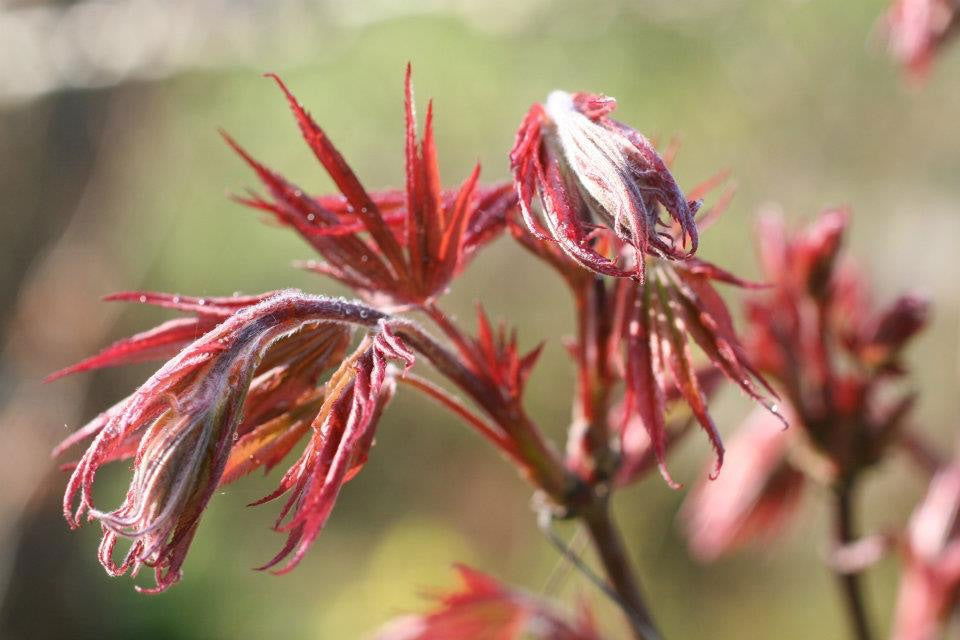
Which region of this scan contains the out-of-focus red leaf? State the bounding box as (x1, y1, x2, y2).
(373, 565, 604, 640)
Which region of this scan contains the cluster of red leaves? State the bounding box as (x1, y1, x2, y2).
(49, 66, 785, 609)
(374, 565, 603, 640)
(883, 0, 960, 80)
(251, 327, 413, 574)
(52, 290, 409, 592)
(50, 68, 545, 595)
(510, 91, 700, 282)
(745, 209, 928, 479)
(510, 121, 779, 487)
(681, 209, 929, 561)
(457, 305, 544, 402)
(891, 459, 960, 640)
(227, 66, 512, 309)
(609, 260, 782, 487)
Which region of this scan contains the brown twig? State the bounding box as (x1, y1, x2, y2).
(582, 499, 662, 640)
(832, 482, 873, 640)
(399, 315, 662, 638)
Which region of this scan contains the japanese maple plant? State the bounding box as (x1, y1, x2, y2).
(48, 66, 943, 640)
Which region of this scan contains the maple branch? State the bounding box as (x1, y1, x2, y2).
(832, 482, 873, 640)
(582, 499, 662, 640)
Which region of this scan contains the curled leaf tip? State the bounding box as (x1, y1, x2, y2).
(658, 462, 683, 490)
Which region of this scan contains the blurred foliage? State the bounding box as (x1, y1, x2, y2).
(2, 0, 959, 638)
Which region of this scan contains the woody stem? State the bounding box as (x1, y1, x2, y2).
(569, 278, 660, 638)
(407, 310, 662, 638)
(582, 499, 662, 640)
(832, 482, 873, 640)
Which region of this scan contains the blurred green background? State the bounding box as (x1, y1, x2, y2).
(1, 0, 958, 638)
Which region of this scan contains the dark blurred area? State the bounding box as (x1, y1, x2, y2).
(1, 0, 958, 638)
